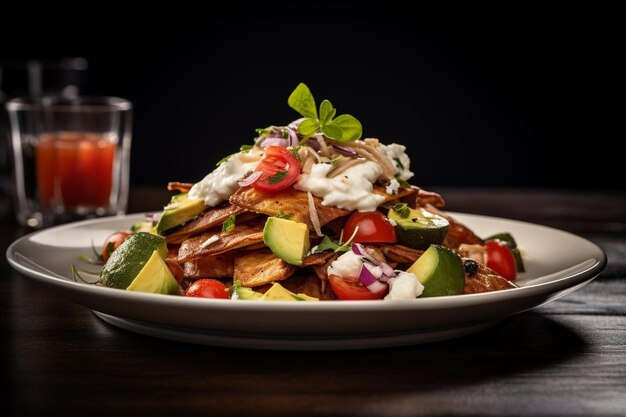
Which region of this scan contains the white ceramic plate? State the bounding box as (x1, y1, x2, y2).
(7, 213, 606, 350)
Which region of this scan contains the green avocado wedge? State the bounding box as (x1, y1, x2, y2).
(126, 250, 181, 295)
(407, 244, 465, 297)
(263, 217, 310, 266)
(155, 192, 206, 235)
(99, 233, 167, 290)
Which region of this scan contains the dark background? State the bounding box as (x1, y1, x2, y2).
(0, 4, 620, 190)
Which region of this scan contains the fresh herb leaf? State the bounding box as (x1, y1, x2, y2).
(288, 146, 301, 161)
(312, 226, 359, 254)
(396, 177, 411, 188)
(288, 83, 363, 142)
(393, 157, 404, 170)
(240, 144, 253, 153)
(319, 99, 336, 124)
(216, 153, 234, 167)
(327, 114, 362, 142)
(288, 83, 318, 119)
(268, 170, 288, 184)
(274, 211, 294, 219)
(298, 118, 320, 136)
(222, 214, 236, 233)
(393, 203, 410, 218)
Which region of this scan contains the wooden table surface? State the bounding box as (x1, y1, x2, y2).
(1, 186, 625, 417)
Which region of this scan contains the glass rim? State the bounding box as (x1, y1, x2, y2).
(5, 96, 132, 112)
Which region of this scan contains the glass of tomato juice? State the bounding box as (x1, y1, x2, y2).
(6, 96, 131, 228)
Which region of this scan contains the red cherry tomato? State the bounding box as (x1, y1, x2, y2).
(328, 274, 388, 300)
(342, 211, 397, 243)
(184, 279, 230, 299)
(251, 146, 300, 192)
(485, 240, 517, 281)
(102, 232, 130, 263)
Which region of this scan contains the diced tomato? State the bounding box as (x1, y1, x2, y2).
(328, 274, 387, 300)
(184, 279, 230, 299)
(251, 146, 300, 192)
(102, 232, 130, 263)
(485, 240, 517, 281)
(342, 211, 397, 243)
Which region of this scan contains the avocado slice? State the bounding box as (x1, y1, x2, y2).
(126, 250, 181, 295)
(99, 233, 167, 290)
(263, 217, 310, 266)
(260, 282, 318, 301)
(388, 206, 449, 250)
(407, 244, 465, 297)
(155, 192, 206, 235)
(232, 284, 264, 300)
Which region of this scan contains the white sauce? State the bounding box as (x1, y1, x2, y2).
(189, 151, 262, 207)
(384, 271, 424, 300)
(327, 250, 383, 279)
(379, 143, 414, 181)
(386, 179, 400, 195)
(295, 161, 385, 212)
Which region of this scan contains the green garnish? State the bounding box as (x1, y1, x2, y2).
(274, 211, 294, 219)
(393, 157, 404, 171)
(240, 144, 253, 153)
(216, 144, 255, 167)
(392, 203, 410, 219)
(288, 146, 301, 161)
(288, 83, 362, 142)
(312, 226, 359, 254)
(396, 177, 411, 188)
(222, 214, 236, 233)
(268, 170, 288, 184)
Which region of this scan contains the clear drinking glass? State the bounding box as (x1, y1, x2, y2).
(6, 96, 132, 228)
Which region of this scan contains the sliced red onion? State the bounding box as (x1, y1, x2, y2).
(288, 117, 306, 130)
(352, 243, 379, 265)
(358, 265, 388, 293)
(306, 138, 321, 151)
(238, 170, 263, 187)
(287, 128, 299, 147)
(333, 145, 358, 157)
(145, 212, 161, 223)
(380, 262, 395, 278)
(259, 137, 289, 148)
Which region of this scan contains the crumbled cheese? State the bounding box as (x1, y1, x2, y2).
(386, 178, 400, 195)
(379, 143, 414, 181)
(384, 272, 424, 300)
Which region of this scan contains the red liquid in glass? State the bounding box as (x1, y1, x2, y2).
(36, 132, 116, 209)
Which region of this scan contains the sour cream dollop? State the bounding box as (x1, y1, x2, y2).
(189, 151, 262, 207)
(379, 143, 414, 181)
(295, 161, 385, 212)
(384, 271, 424, 300)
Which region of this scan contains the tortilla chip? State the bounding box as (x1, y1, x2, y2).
(280, 274, 337, 300)
(178, 219, 265, 262)
(183, 253, 235, 279)
(166, 203, 245, 244)
(229, 187, 349, 231)
(302, 251, 337, 267)
(233, 249, 296, 287)
(373, 184, 417, 204)
(380, 244, 424, 264)
(463, 262, 517, 294)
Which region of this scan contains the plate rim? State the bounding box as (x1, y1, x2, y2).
(6, 211, 607, 312)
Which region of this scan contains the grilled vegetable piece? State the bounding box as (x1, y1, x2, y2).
(388, 206, 449, 249)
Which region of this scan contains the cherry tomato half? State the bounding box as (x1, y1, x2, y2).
(251, 146, 301, 192)
(102, 232, 130, 263)
(184, 279, 230, 299)
(328, 274, 388, 300)
(342, 211, 397, 243)
(485, 240, 517, 281)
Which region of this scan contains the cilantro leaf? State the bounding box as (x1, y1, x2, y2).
(268, 170, 288, 184)
(222, 214, 236, 232)
(396, 177, 411, 188)
(288, 146, 301, 161)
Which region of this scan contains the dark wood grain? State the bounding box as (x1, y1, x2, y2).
(1, 187, 625, 417)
